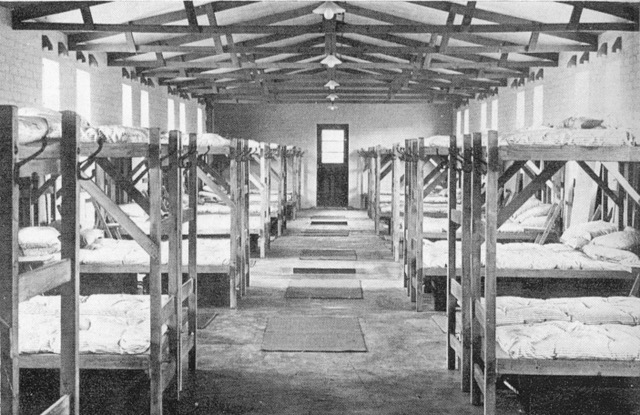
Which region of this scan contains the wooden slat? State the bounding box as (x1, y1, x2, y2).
(473, 364, 486, 395)
(497, 162, 564, 228)
(95, 158, 150, 214)
(450, 279, 462, 303)
(80, 180, 158, 258)
(459, 133, 473, 393)
(499, 146, 640, 162)
(603, 162, 640, 208)
(196, 166, 235, 208)
(18, 260, 70, 303)
(498, 358, 640, 377)
(41, 395, 70, 415)
(0, 105, 20, 415)
(449, 209, 462, 226)
(187, 133, 198, 372)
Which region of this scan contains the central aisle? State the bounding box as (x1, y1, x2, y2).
(187, 209, 487, 415)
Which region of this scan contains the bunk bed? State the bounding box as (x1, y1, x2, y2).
(448, 130, 640, 413)
(14, 117, 198, 413)
(1, 106, 79, 414)
(404, 135, 563, 311)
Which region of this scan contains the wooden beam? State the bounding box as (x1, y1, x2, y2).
(184, 1, 200, 30)
(12, 2, 108, 22)
(569, 3, 584, 30)
(205, 3, 225, 55)
(125, 31, 137, 54)
(14, 21, 637, 34)
(79, 6, 95, 30)
(577, 161, 621, 206)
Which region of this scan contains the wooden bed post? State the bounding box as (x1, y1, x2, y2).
(483, 130, 499, 414)
(148, 128, 164, 414)
(446, 134, 458, 370)
(368, 148, 375, 219)
(402, 142, 410, 290)
(259, 143, 269, 258)
(415, 139, 426, 311)
(0, 105, 20, 415)
(60, 111, 81, 415)
(188, 133, 198, 372)
(296, 149, 302, 214)
(167, 131, 183, 395)
(374, 146, 382, 235)
(229, 139, 239, 309)
(392, 144, 402, 262)
(243, 140, 250, 292)
(470, 133, 483, 406)
(459, 134, 472, 392)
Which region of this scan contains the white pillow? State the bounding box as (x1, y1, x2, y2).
(588, 227, 640, 251)
(18, 226, 60, 249)
(511, 197, 543, 220)
(516, 204, 553, 223)
(560, 220, 617, 244)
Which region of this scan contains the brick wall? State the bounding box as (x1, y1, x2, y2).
(0, 6, 205, 132)
(214, 103, 452, 208)
(457, 31, 640, 138)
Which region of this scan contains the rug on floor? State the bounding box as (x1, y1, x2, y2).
(299, 249, 357, 260)
(285, 279, 363, 299)
(261, 316, 367, 352)
(301, 229, 350, 237)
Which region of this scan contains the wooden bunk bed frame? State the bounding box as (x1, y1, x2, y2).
(194, 138, 251, 303)
(404, 135, 563, 311)
(446, 131, 640, 413)
(283, 145, 303, 221)
(76, 128, 195, 414)
(1, 106, 79, 414)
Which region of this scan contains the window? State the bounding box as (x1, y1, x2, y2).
(42, 58, 60, 110)
(533, 85, 544, 126)
(76, 69, 91, 121)
(463, 108, 469, 135)
(140, 90, 149, 128)
(480, 102, 487, 133)
(179, 102, 186, 134)
(456, 110, 462, 137)
(516, 91, 525, 129)
(122, 84, 133, 127)
(321, 129, 345, 164)
(574, 71, 590, 116)
(197, 107, 204, 134)
(491, 99, 499, 130)
(167, 99, 175, 131)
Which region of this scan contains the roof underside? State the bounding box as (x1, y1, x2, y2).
(8, 1, 640, 105)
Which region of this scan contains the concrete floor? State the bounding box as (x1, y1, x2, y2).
(22, 209, 640, 414)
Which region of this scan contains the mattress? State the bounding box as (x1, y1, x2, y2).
(422, 240, 633, 271)
(19, 294, 171, 355)
(497, 321, 640, 361)
(80, 238, 230, 267)
(122, 214, 262, 236)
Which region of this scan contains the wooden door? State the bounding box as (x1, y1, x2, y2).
(317, 124, 349, 207)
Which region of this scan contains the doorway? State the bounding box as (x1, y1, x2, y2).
(316, 124, 349, 207)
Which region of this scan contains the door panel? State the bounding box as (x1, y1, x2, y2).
(317, 124, 349, 207)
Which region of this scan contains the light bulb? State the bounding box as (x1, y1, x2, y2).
(324, 80, 340, 90)
(321, 54, 342, 68)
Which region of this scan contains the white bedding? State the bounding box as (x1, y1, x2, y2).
(19, 294, 171, 355)
(80, 238, 230, 267)
(422, 240, 633, 271)
(497, 321, 640, 361)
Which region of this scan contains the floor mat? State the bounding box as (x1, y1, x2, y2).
(301, 229, 350, 237)
(293, 267, 357, 274)
(285, 279, 363, 299)
(310, 215, 347, 220)
(309, 221, 348, 226)
(261, 316, 367, 352)
(197, 310, 217, 330)
(299, 249, 357, 260)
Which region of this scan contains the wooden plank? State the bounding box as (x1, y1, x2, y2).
(499, 146, 640, 162)
(95, 158, 150, 214)
(196, 166, 235, 208)
(450, 279, 462, 303)
(229, 140, 239, 309)
(0, 105, 20, 415)
(415, 139, 426, 311)
(41, 395, 70, 415)
(392, 145, 402, 262)
(498, 358, 640, 377)
(446, 133, 457, 369)
(80, 180, 158, 258)
(469, 132, 483, 406)
(449, 209, 462, 226)
(459, 133, 472, 393)
(18, 260, 70, 303)
(198, 159, 231, 193)
(187, 133, 198, 372)
(497, 162, 564, 228)
(166, 132, 182, 395)
(603, 162, 640, 208)
(147, 128, 163, 414)
(483, 130, 499, 414)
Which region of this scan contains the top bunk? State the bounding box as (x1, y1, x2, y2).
(492, 117, 639, 162)
(14, 106, 234, 159)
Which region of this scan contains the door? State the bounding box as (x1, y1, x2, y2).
(317, 124, 349, 207)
